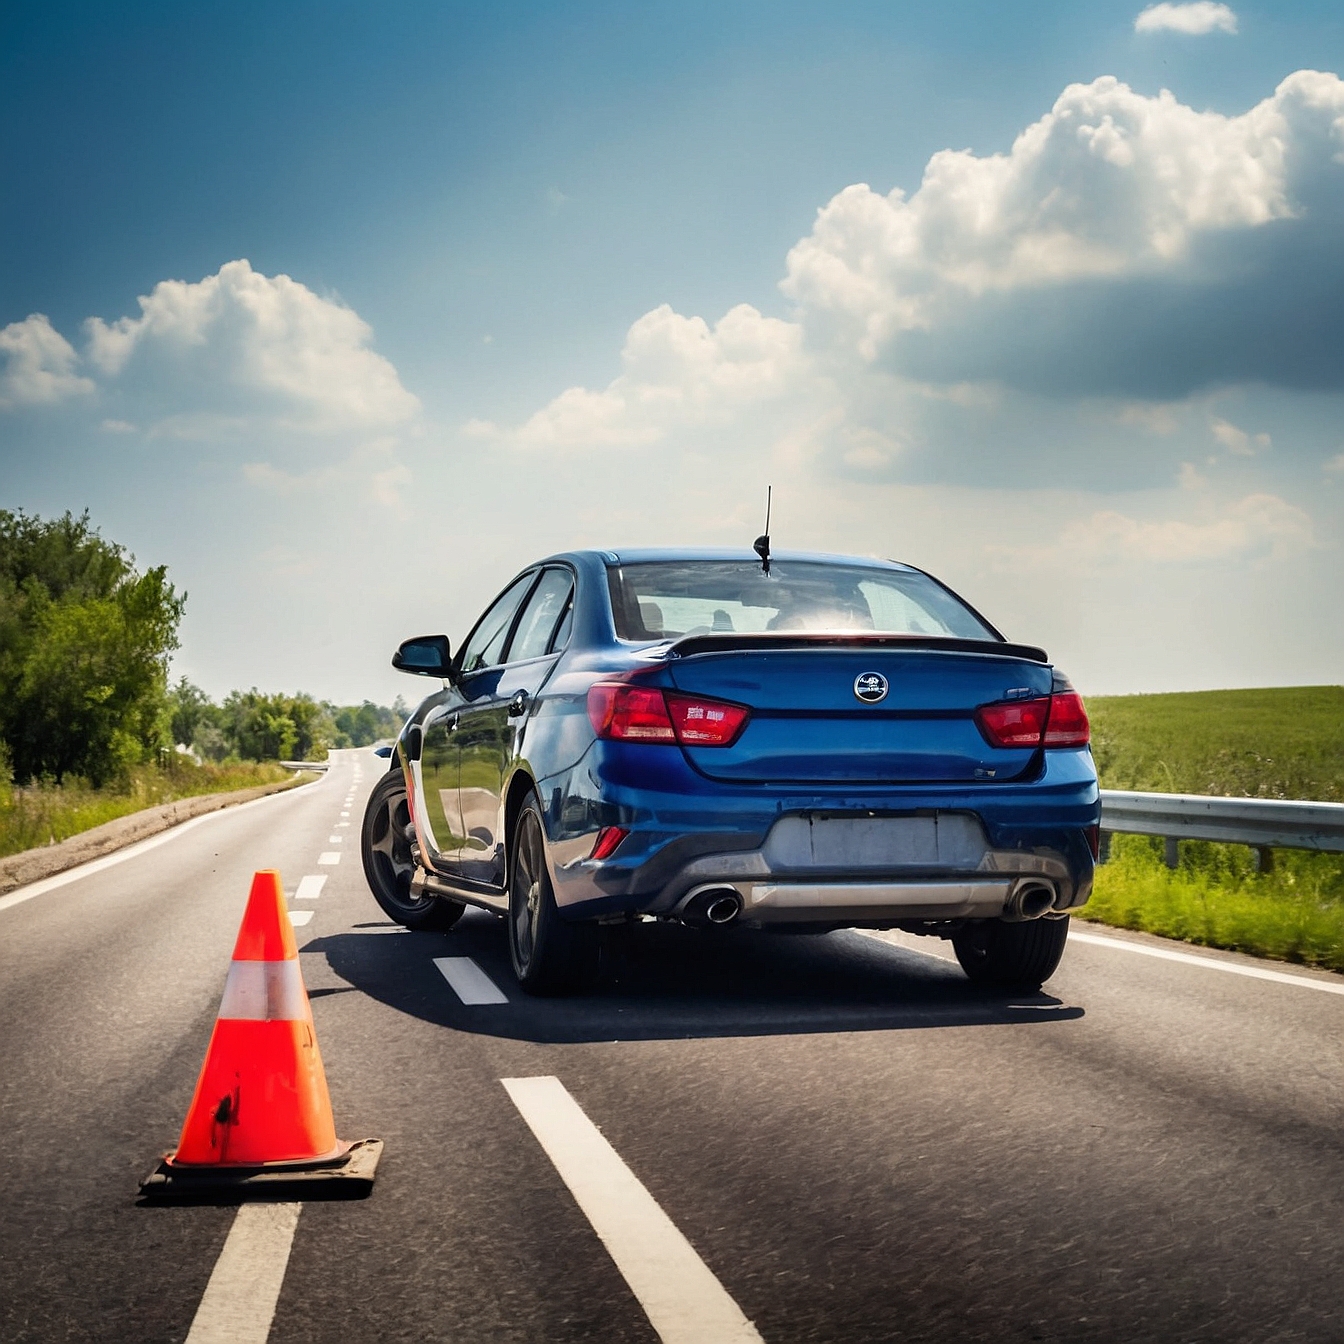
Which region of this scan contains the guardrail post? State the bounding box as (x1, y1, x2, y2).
(1254, 846, 1274, 874)
(1097, 830, 1111, 865)
(1164, 836, 1179, 870)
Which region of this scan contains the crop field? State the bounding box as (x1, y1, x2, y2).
(1084, 686, 1344, 971)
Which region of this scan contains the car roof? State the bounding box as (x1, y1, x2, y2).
(538, 547, 918, 572)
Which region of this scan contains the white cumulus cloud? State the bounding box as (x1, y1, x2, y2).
(1210, 417, 1271, 455)
(481, 69, 1344, 500)
(479, 303, 809, 452)
(782, 70, 1344, 380)
(1135, 3, 1238, 36)
(0, 314, 95, 408)
(85, 259, 418, 434)
(1006, 493, 1312, 566)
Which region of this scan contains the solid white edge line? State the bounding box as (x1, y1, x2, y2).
(184, 1202, 302, 1344)
(1069, 928, 1344, 996)
(295, 875, 327, 901)
(501, 1076, 762, 1344)
(433, 956, 509, 1005)
(0, 776, 326, 915)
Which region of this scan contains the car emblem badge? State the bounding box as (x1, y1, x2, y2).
(853, 672, 888, 704)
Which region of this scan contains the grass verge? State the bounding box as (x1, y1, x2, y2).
(0, 759, 297, 859)
(1080, 685, 1344, 970)
(1081, 834, 1344, 973)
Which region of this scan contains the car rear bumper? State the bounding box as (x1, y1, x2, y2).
(554, 833, 1086, 925)
(542, 746, 1098, 926)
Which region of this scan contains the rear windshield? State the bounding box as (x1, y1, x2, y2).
(606, 560, 997, 642)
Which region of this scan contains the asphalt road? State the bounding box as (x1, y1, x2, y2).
(1, 748, 1341, 1343)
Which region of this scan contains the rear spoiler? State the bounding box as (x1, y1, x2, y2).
(664, 632, 1049, 663)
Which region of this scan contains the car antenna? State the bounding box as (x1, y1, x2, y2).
(752, 485, 772, 574)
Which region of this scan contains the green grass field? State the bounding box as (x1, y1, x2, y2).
(0, 759, 297, 860)
(1083, 686, 1344, 971)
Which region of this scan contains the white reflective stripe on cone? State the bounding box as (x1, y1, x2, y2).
(218, 960, 310, 1022)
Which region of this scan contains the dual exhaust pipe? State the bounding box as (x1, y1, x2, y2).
(680, 880, 1058, 925)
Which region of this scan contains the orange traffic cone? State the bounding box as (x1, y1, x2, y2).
(140, 871, 381, 1199)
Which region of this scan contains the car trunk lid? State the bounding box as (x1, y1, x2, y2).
(664, 635, 1051, 785)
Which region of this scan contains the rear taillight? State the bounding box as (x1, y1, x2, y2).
(1043, 690, 1090, 746)
(975, 692, 1090, 749)
(666, 694, 750, 745)
(590, 826, 629, 860)
(587, 683, 676, 741)
(975, 697, 1051, 747)
(587, 683, 749, 747)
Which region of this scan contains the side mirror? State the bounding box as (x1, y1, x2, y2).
(392, 634, 453, 678)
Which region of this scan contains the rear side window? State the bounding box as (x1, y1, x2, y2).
(606, 560, 996, 642)
(508, 568, 574, 663)
(458, 572, 536, 674)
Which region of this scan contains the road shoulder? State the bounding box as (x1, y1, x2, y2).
(0, 773, 318, 896)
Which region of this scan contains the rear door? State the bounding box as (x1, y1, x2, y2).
(455, 566, 575, 886)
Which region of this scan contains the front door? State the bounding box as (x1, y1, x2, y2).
(454, 566, 575, 887)
(416, 702, 463, 873)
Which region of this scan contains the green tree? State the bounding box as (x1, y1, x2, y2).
(167, 676, 222, 750)
(0, 511, 185, 784)
(331, 699, 399, 747)
(219, 689, 334, 761)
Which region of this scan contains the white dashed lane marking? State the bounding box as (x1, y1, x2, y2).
(295, 875, 326, 901)
(288, 909, 314, 926)
(318, 852, 341, 866)
(433, 957, 509, 1005)
(502, 1077, 763, 1344)
(185, 1202, 301, 1344)
(328, 835, 342, 844)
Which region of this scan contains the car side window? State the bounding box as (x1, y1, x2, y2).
(549, 591, 574, 653)
(508, 568, 575, 663)
(458, 573, 537, 675)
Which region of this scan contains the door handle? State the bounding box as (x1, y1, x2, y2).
(507, 691, 529, 718)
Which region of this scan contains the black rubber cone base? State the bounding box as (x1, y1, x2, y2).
(139, 1137, 383, 1203)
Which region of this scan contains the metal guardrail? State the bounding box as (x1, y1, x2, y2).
(280, 760, 330, 772)
(1099, 789, 1344, 870)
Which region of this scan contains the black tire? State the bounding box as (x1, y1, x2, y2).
(508, 794, 597, 995)
(361, 769, 465, 931)
(952, 916, 1070, 992)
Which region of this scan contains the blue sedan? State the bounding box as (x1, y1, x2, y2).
(361, 549, 1100, 994)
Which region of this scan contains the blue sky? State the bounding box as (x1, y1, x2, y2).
(2, 1, 1342, 705)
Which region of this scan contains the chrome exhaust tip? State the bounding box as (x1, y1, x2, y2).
(705, 893, 742, 925)
(680, 887, 744, 927)
(1004, 881, 1056, 922)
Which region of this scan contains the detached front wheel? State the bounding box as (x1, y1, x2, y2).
(361, 768, 464, 931)
(952, 916, 1070, 992)
(508, 793, 596, 995)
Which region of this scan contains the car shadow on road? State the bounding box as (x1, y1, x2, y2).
(301, 910, 1084, 1043)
